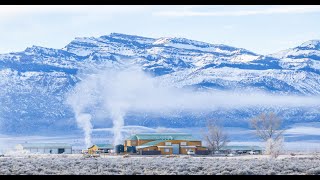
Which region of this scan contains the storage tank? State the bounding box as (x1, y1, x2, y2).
(126, 146, 136, 153)
(115, 144, 124, 154)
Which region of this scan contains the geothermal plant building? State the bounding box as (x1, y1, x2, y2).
(124, 133, 208, 155)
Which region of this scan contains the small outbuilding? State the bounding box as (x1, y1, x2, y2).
(87, 144, 114, 154)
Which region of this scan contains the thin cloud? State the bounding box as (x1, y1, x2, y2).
(285, 126, 320, 136)
(153, 5, 320, 17)
(0, 5, 146, 18)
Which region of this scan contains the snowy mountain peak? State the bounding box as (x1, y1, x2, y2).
(109, 32, 154, 39)
(270, 39, 320, 61)
(153, 37, 172, 45)
(151, 36, 257, 57)
(25, 45, 48, 51)
(24, 45, 64, 56)
(298, 40, 320, 49)
(103, 32, 155, 44)
(153, 36, 230, 49)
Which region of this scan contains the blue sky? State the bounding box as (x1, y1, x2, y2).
(0, 5, 319, 55)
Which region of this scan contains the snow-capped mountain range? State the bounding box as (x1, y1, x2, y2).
(0, 33, 319, 135)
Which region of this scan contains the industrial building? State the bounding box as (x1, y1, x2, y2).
(19, 143, 72, 154)
(87, 144, 114, 154)
(124, 133, 207, 155)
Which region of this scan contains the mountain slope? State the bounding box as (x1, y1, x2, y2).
(0, 33, 319, 135)
(270, 40, 320, 74)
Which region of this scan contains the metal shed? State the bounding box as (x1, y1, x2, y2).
(95, 144, 114, 153)
(19, 143, 72, 154)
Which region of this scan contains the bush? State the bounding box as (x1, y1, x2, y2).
(306, 167, 320, 175)
(1, 154, 320, 174)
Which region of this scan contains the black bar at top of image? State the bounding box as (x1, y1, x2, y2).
(1, 0, 320, 5)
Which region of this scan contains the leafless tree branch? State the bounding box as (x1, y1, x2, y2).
(250, 112, 285, 158)
(202, 119, 229, 155)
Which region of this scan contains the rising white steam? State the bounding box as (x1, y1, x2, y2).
(109, 107, 125, 145)
(76, 113, 92, 148)
(66, 66, 320, 146)
(66, 73, 100, 148)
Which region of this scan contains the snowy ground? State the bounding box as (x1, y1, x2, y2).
(1, 154, 320, 175)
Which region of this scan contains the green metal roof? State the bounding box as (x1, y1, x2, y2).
(136, 140, 167, 149)
(127, 135, 138, 140)
(141, 140, 166, 146)
(127, 133, 198, 141)
(20, 143, 72, 149)
(95, 144, 113, 149)
(220, 146, 263, 151)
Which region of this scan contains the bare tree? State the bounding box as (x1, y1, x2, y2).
(266, 137, 284, 158)
(203, 119, 229, 155)
(250, 112, 285, 158)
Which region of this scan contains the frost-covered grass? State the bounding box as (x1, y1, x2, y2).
(1, 154, 320, 175)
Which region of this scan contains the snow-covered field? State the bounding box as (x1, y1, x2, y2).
(1, 154, 320, 175)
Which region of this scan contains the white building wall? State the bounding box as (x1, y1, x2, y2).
(51, 149, 58, 154)
(64, 148, 72, 154)
(23, 147, 72, 154)
(38, 148, 45, 154)
(44, 149, 51, 154)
